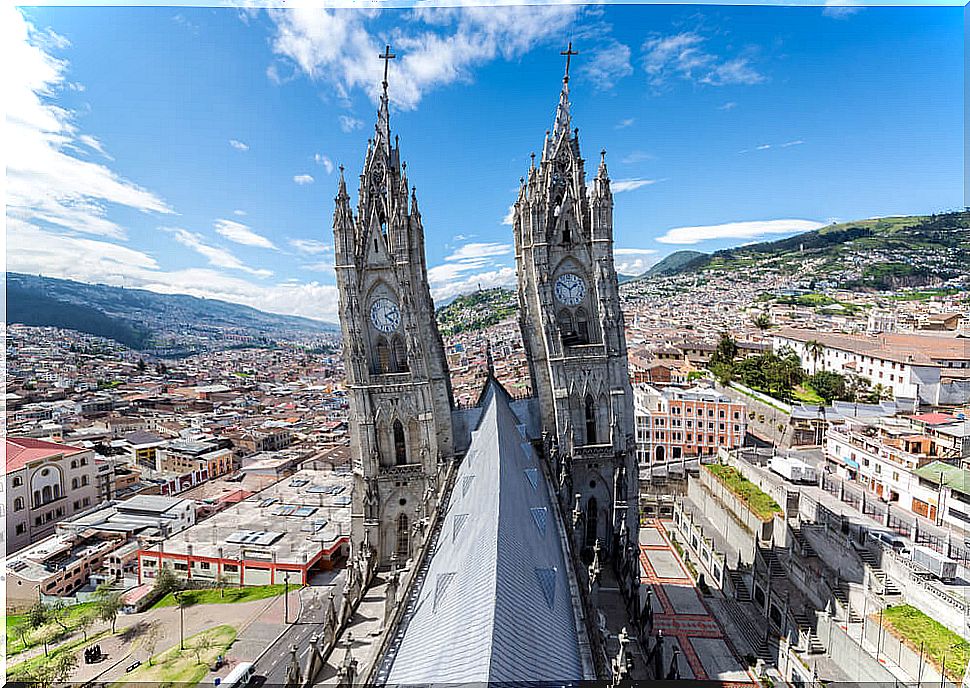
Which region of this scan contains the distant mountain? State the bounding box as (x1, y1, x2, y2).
(638, 212, 970, 289)
(436, 287, 518, 336)
(6, 273, 338, 354)
(642, 250, 707, 278)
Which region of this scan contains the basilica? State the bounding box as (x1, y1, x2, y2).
(319, 43, 648, 684)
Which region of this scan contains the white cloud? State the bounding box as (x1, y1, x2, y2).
(169, 228, 273, 277)
(338, 115, 364, 133)
(214, 218, 277, 249)
(229, 139, 249, 151)
(823, 0, 862, 19)
(581, 40, 632, 90)
(314, 153, 334, 173)
(615, 118, 635, 129)
(614, 248, 659, 276)
(289, 238, 332, 255)
(620, 151, 652, 164)
(612, 178, 659, 193)
(293, 174, 315, 185)
(77, 134, 112, 160)
(740, 139, 804, 154)
(427, 241, 516, 300)
(5, 7, 172, 240)
(641, 31, 765, 89)
(655, 219, 826, 245)
(8, 220, 340, 321)
(264, 5, 580, 110)
(718, 101, 737, 110)
(233, 209, 247, 217)
(501, 205, 516, 226)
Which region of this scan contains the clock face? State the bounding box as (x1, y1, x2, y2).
(369, 297, 401, 333)
(554, 273, 586, 306)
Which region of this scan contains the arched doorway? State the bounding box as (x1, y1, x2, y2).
(393, 420, 407, 465)
(585, 496, 598, 549)
(396, 513, 409, 558)
(655, 445, 665, 464)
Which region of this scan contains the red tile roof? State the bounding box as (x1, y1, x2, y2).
(6, 437, 87, 472)
(909, 413, 957, 426)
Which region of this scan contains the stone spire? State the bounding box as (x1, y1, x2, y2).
(552, 42, 579, 141)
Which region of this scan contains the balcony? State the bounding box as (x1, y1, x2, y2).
(379, 463, 425, 480)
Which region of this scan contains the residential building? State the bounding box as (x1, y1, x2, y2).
(633, 384, 747, 465)
(911, 461, 970, 529)
(774, 327, 970, 405)
(6, 438, 100, 554)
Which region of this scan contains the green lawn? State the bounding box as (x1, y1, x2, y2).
(151, 583, 289, 609)
(7, 629, 110, 682)
(6, 602, 98, 656)
(881, 605, 970, 681)
(706, 464, 783, 521)
(793, 384, 824, 405)
(115, 624, 237, 688)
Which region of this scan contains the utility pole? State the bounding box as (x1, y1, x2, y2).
(174, 590, 185, 650)
(284, 571, 291, 624)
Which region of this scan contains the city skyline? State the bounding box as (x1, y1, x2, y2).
(6, 2, 964, 322)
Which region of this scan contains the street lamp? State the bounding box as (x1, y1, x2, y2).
(284, 571, 291, 624)
(174, 590, 185, 650)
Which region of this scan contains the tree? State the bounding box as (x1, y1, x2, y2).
(215, 572, 230, 599)
(809, 370, 847, 404)
(152, 566, 180, 599)
(94, 584, 123, 634)
(192, 629, 216, 665)
(142, 621, 162, 666)
(710, 362, 734, 387)
(47, 601, 70, 633)
(137, 358, 147, 372)
(752, 311, 772, 332)
(804, 339, 825, 373)
(710, 333, 738, 368)
(27, 600, 49, 630)
(11, 617, 31, 650)
(76, 608, 96, 641)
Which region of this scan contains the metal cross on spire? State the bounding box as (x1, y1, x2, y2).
(379, 44, 396, 93)
(561, 41, 579, 83)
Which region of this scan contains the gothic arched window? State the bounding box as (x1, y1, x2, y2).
(393, 420, 407, 465)
(576, 308, 589, 343)
(14, 497, 24, 512)
(396, 512, 409, 558)
(585, 394, 597, 445)
(376, 337, 391, 374)
(559, 309, 575, 337)
(392, 336, 408, 373)
(585, 496, 598, 549)
(562, 221, 571, 245)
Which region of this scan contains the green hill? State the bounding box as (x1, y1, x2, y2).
(648, 211, 970, 289)
(643, 250, 707, 278)
(6, 273, 337, 352)
(436, 288, 517, 336)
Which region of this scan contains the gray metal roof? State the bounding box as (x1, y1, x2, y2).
(385, 381, 586, 684)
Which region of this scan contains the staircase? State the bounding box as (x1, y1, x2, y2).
(831, 585, 861, 623)
(856, 548, 901, 597)
(793, 611, 825, 654)
(758, 546, 787, 577)
(723, 598, 774, 662)
(728, 568, 751, 601)
(790, 526, 817, 559)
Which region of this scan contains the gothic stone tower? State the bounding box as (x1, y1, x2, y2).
(512, 52, 638, 562)
(333, 60, 454, 565)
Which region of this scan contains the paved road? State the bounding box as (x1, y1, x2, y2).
(256, 571, 345, 687)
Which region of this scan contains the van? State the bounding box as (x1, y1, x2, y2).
(868, 529, 912, 557)
(220, 662, 255, 688)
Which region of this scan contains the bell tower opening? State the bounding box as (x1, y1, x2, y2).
(393, 420, 407, 465)
(584, 394, 597, 445)
(396, 512, 409, 558)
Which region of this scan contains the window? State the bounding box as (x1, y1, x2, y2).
(13, 476, 23, 487)
(396, 513, 410, 557)
(558, 310, 575, 339)
(13, 497, 24, 511)
(224, 564, 238, 572)
(80, 457, 87, 466)
(576, 308, 589, 343)
(376, 337, 391, 374)
(174, 562, 188, 571)
(83, 497, 90, 506)
(16, 523, 26, 535)
(391, 337, 409, 373)
(585, 395, 597, 445)
(199, 562, 211, 570)
(81, 476, 89, 487)
(393, 420, 407, 465)
(71, 460, 78, 469)
(72, 478, 79, 489)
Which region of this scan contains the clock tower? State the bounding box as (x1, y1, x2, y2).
(512, 45, 638, 564)
(333, 47, 454, 565)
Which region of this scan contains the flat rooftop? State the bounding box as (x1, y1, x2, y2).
(145, 468, 351, 565)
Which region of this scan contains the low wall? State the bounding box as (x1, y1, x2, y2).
(863, 611, 951, 686)
(699, 465, 775, 543)
(816, 612, 900, 685)
(672, 500, 727, 588)
(687, 478, 757, 566)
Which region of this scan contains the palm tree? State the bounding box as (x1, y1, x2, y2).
(752, 311, 772, 332)
(804, 339, 825, 374)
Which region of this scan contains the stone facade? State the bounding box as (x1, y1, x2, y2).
(512, 72, 639, 559)
(333, 85, 455, 565)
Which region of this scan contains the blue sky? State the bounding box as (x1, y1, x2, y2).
(5, 2, 964, 322)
